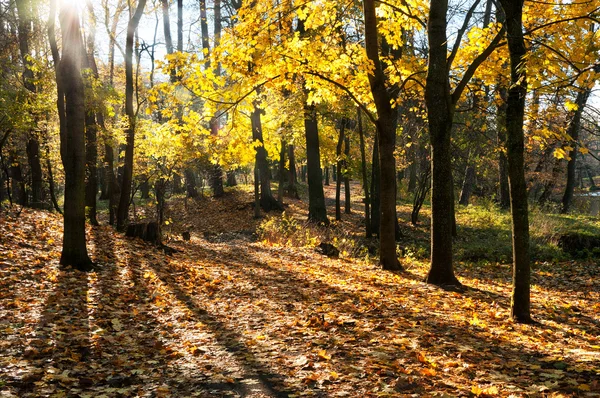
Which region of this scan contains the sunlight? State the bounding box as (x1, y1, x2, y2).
(59, 0, 80, 12)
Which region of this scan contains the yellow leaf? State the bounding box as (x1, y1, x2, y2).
(565, 101, 578, 112)
(578, 384, 591, 391)
(317, 350, 331, 360)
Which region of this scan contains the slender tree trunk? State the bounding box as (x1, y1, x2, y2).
(16, 0, 43, 209)
(357, 108, 372, 238)
(370, 134, 380, 237)
(344, 135, 351, 214)
(459, 165, 476, 206)
(252, 102, 282, 212)
(324, 166, 330, 186)
(363, 0, 401, 270)
(278, 139, 285, 204)
(425, 0, 459, 285)
(336, 120, 345, 221)
(286, 144, 299, 198)
(84, 111, 99, 225)
(46, 146, 62, 214)
(57, 3, 92, 270)
(184, 168, 199, 198)
(561, 88, 591, 213)
(304, 103, 328, 223)
(116, 0, 147, 231)
(497, 85, 510, 209)
(499, 0, 532, 323)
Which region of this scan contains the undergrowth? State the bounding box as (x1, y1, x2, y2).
(258, 201, 600, 265)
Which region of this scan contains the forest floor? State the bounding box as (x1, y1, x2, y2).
(1, 184, 599, 397)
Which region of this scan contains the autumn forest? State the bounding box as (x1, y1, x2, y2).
(0, 0, 599, 396)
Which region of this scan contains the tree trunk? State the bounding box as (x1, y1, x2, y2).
(16, 0, 43, 209)
(304, 103, 328, 223)
(184, 168, 199, 198)
(58, 4, 92, 270)
(84, 111, 99, 225)
(370, 134, 380, 237)
(160, 0, 176, 81)
(336, 120, 345, 221)
(459, 164, 476, 206)
(324, 166, 330, 186)
(561, 88, 591, 213)
(363, 0, 401, 270)
(499, 0, 532, 323)
(116, 0, 147, 231)
(357, 108, 372, 238)
(46, 147, 62, 214)
(344, 135, 351, 214)
(497, 84, 510, 209)
(286, 144, 299, 198)
(10, 158, 26, 206)
(277, 139, 285, 204)
(226, 171, 237, 186)
(252, 103, 282, 212)
(425, 0, 459, 285)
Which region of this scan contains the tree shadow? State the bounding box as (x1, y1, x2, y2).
(136, 247, 294, 397)
(162, 239, 597, 395)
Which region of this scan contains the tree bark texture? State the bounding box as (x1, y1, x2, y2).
(499, 0, 532, 323)
(425, 0, 458, 285)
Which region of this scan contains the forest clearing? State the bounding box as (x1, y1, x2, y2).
(1, 184, 599, 397)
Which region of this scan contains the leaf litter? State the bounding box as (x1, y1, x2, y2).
(0, 192, 599, 397)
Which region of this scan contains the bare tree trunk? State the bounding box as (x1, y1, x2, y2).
(425, 0, 458, 285)
(370, 134, 380, 237)
(57, 3, 93, 270)
(561, 87, 592, 213)
(252, 102, 282, 212)
(304, 103, 328, 224)
(277, 139, 285, 205)
(497, 84, 510, 209)
(16, 0, 43, 209)
(116, 0, 147, 231)
(344, 135, 351, 214)
(335, 120, 345, 221)
(499, 0, 532, 323)
(357, 108, 371, 238)
(286, 144, 299, 199)
(363, 0, 401, 270)
(459, 164, 476, 206)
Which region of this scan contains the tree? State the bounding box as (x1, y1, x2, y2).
(363, 0, 401, 270)
(56, 1, 93, 270)
(425, 0, 504, 285)
(497, 0, 532, 323)
(116, 0, 147, 231)
(15, 0, 43, 209)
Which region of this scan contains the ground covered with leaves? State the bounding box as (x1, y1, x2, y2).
(1, 189, 599, 397)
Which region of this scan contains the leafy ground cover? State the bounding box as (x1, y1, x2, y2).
(1, 186, 599, 397)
